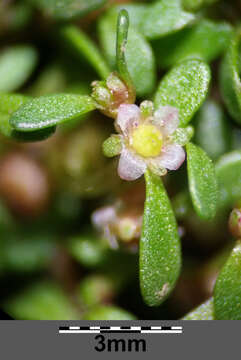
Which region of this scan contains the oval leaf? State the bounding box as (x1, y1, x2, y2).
(154, 19, 232, 68)
(98, 9, 156, 97)
(61, 25, 110, 79)
(10, 94, 96, 131)
(142, 0, 195, 39)
(29, 0, 107, 20)
(83, 305, 136, 320)
(140, 170, 181, 307)
(215, 150, 241, 211)
(154, 59, 210, 127)
(183, 0, 222, 12)
(0, 45, 37, 92)
(0, 93, 56, 141)
(3, 281, 80, 320)
(182, 298, 214, 320)
(220, 29, 241, 124)
(214, 241, 241, 320)
(186, 142, 218, 220)
(195, 100, 231, 160)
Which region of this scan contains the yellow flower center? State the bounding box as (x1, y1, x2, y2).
(131, 124, 163, 157)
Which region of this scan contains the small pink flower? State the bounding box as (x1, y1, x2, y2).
(112, 102, 186, 181)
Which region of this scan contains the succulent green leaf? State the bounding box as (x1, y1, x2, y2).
(83, 305, 136, 320)
(10, 94, 96, 131)
(61, 25, 110, 80)
(68, 234, 108, 268)
(0, 45, 37, 92)
(98, 9, 156, 97)
(154, 59, 210, 127)
(186, 142, 218, 220)
(0, 93, 56, 141)
(195, 100, 231, 160)
(214, 241, 241, 320)
(220, 29, 241, 124)
(27, 0, 107, 20)
(215, 150, 241, 211)
(116, 9, 136, 99)
(110, 4, 148, 33)
(3, 281, 80, 320)
(154, 19, 232, 68)
(78, 275, 116, 307)
(2, 230, 55, 273)
(182, 298, 214, 319)
(142, 0, 195, 40)
(140, 170, 181, 307)
(182, 0, 220, 12)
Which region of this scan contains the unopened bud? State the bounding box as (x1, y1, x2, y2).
(102, 135, 122, 158)
(229, 208, 241, 238)
(140, 100, 154, 118)
(91, 80, 113, 111)
(114, 214, 142, 242)
(91, 72, 134, 119)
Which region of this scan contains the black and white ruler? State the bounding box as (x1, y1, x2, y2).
(59, 326, 182, 334)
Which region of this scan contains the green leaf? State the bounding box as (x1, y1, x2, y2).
(215, 150, 241, 211)
(2, 230, 55, 273)
(10, 94, 96, 131)
(142, 0, 195, 39)
(182, 0, 220, 12)
(3, 281, 80, 320)
(0, 93, 56, 141)
(78, 275, 116, 307)
(140, 170, 181, 307)
(154, 59, 210, 127)
(153, 19, 232, 68)
(194, 100, 231, 160)
(186, 142, 218, 220)
(110, 4, 148, 33)
(182, 298, 215, 319)
(0, 45, 37, 92)
(61, 25, 110, 80)
(98, 9, 156, 97)
(68, 234, 108, 268)
(214, 241, 241, 320)
(220, 29, 241, 124)
(83, 305, 136, 320)
(27, 0, 107, 20)
(116, 9, 136, 100)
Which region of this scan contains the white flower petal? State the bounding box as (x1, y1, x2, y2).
(92, 206, 116, 229)
(152, 144, 185, 171)
(118, 148, 146, 181)
(154, 106, 179, 136)
(116, 104, 140, 136)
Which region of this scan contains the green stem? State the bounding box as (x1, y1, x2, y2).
(116, 9, 136, 100)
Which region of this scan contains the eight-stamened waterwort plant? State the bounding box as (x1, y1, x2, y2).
(0, 0, 241, 320)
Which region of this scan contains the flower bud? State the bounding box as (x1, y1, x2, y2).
(91, 72, 134, 119)
(91, 80, 113, 112)
(229, 208, 241, 238)
(102, 135, 122, 158)
(140, 100, 154, 118)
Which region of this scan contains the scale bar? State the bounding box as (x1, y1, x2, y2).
(59, 325, 183, 335)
